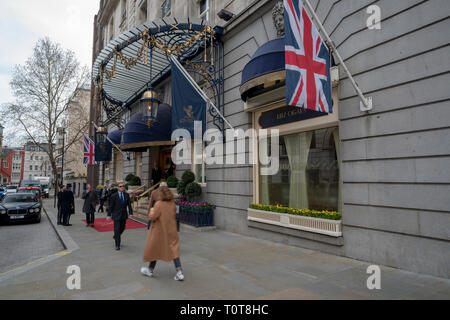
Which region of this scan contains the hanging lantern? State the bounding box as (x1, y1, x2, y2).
(141, 88, 160, 128)
(96, 124, 108, 144)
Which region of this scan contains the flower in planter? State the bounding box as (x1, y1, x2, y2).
(250, 202, 341, 221)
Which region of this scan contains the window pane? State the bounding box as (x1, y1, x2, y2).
(306, 128, 339, 211)
(200, 0, 207, 14)
(193, 141, 203, 183)
(259, 127, 339, 211)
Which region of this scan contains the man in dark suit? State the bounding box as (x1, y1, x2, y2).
(151, 162, 162, 186)
(61, 184, 75, 226)
(106, 182, 133, 250)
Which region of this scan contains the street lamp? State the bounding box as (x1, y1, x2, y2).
(141, 45, 160, 128)
(57, 126, 66, 187)
(141, 88, 159, 128)
(96, 123, 108, 143)
(53, 125, 66, 208)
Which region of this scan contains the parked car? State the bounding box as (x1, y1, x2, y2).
(0, 192, 42, 224)
(0, 187, 5, 200)
(5, 185, 18, 194)
(40, 184, 50, 198)
(19, 180, 41, 189)
(17, 187, 43, 201)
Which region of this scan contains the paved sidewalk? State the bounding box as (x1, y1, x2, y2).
(0, 197, 449, 300)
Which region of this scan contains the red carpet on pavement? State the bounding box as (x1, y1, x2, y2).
(82, 217, 146, 232)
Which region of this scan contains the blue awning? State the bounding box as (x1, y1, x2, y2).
(107, 129, 122, 145)
(120, 103, 174, 151)
(240, 38, 286, 101)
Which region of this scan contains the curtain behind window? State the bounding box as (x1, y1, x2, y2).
(285, 132, 312, 209)
(333, 128, 341, 213)
(259, 137, 270, 204)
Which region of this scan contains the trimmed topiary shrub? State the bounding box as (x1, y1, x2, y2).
(181, 170, 195, 184)
(186, 181, 202, 201)
(129, 175, 141, 186)
(177, 170, 196, 199)
(167, 175, 179, 188)
(125, 173, 135, 182)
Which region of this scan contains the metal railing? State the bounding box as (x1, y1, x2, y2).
(132, 181, 162, 211)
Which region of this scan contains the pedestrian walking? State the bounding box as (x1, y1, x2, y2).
(106, 182, 133, 250)
(61, 184, 75, 226)
(146, 181, 167, 229)
(82, 184, 98, 227)
(57, 185, 66, 225)
(141, 186, 184, 281)
(106, 184, 117, 215)
(98, 187, 106, 213)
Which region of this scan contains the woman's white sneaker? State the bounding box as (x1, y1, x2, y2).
(174, 272, 184, 281)
(141, 267, 153, 277)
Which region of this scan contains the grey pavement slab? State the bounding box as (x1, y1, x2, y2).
(0, 209, 64, 274)
(0, 197, 449, 299)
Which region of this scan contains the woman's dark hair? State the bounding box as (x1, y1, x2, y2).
(159, 186, 174, 202)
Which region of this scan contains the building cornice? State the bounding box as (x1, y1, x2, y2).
(97, 0, 120, 26)
(221, 0, 275, 41)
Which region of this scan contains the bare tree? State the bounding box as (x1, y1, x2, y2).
(1, 37, 90, 193)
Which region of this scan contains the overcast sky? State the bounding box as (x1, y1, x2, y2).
(0, 0, 100, 145)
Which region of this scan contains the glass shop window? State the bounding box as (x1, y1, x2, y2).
(192, 140, 206, 185)
(259, 127, 340, 211)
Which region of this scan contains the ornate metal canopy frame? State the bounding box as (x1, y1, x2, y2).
(93, 17, 225, 132)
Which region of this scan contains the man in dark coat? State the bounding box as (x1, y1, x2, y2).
(106, 185, 117, 215)
(61, 184, 75, 226)
(166, 162, 174, 178)
(57, 185, 66, 225)
(151, 162, 162, 186)
(82, 184, 98, 227)
(106, 182, 133, 250)
(98, 187, 106, 213)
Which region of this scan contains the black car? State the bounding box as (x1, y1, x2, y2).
(0, 193, 42, 224)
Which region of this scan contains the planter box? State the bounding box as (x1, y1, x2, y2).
(178, 205, 215, 228)
(247, 208, 342, 237)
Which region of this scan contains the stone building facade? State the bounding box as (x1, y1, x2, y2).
(22, 142, 52, 182)
(11, 148, 24, 184)
(57, 87, 91, 196)
(90, 0, 450, 278)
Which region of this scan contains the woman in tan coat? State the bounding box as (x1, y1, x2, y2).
(141, 186, 184, 280)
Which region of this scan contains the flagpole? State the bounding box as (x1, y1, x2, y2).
(93, 122, 128, 158)
(301, 0, 373, 112)
(170, 55, 235, 131)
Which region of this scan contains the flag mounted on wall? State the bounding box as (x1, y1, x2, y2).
(83, 135, 97, 166)
(284, 0, 333, 113)
(171, 60, 206, 136)
(94, 127, 112, 162)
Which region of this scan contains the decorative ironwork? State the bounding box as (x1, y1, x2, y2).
(94, 18, 225, 133)
(100, 92, 127, 130)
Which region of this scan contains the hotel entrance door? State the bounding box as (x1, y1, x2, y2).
(160, 146, 175, 179)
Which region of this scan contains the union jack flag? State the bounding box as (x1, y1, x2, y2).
(284, 0, 332, 113)
(83, 135, 97, 166)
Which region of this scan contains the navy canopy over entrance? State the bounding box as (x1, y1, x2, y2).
(240, 38, 286, 101)
(121, 103, 174, 152)
(107, 129, 123, 145)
